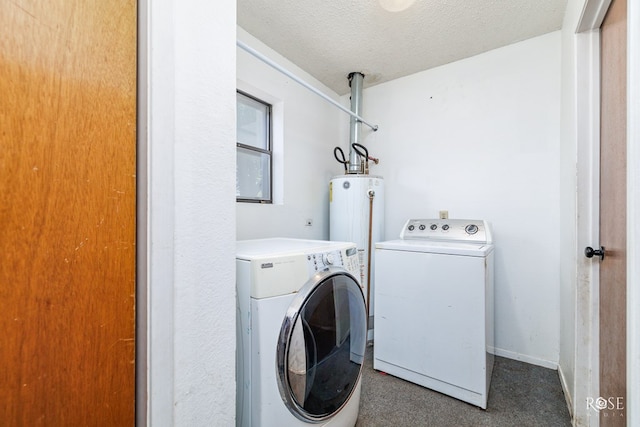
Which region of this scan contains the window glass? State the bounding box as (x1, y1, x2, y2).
(237, 93, 269, 150)
(236, 146, 271, 200)
(236, 91, 272, 203)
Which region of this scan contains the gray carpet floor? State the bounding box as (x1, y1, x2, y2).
(356, 347, 572, 427)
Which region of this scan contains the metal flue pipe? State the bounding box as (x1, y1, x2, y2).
(348, 72, 365, 174)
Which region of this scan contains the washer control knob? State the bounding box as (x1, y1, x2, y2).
(430, 224, 437, 230)
(442, 224, 450, 231)
(408, 225, 415, 231)
(465, 224, 479, 235)
(419, 224, 426, 231)
(322, 253, 335, 265)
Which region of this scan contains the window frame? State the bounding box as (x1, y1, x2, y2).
(236, 90, 273, 204)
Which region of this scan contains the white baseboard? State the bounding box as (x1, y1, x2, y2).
(557, 364, 575, 423)
(491, 347, 558, 370)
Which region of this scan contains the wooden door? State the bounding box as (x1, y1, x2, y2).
(599, 0, 627, 424)
(0, 1, 137, 425)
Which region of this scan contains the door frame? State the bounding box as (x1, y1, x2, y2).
(627, 0, 640, 424)
(136, 0, 150, 425)
(576, 0, 640, 425)
(574, 15, 602, 426)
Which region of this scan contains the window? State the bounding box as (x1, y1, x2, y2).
(236, 90, 272, 203)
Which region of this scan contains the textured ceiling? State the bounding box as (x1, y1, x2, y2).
(237, 0, 568, 95)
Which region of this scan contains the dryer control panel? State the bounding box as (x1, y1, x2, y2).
(400, 219, 492, 244)
(306, 247, 360, 279)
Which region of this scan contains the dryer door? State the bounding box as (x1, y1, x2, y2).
(276, 268, 366, 423)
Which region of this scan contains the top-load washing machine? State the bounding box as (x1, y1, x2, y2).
(236, 238, 367, 427)
(373, 219, 495, 409)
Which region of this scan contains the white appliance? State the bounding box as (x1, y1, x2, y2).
(373, 219, 495, 409)
(236, 238, 367, 427)
(329, 175, 384, 334)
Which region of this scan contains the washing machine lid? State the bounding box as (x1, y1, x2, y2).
(376, 239, 494, 257)
(276, 268, 366, 423)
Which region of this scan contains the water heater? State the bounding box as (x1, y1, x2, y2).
(329, 175, 384, 333)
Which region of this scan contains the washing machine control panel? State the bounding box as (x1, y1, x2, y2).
(306, 247, 360, 278)
(400, 219, 492, 244)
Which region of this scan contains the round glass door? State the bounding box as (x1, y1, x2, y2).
(276, 269, 367, 422)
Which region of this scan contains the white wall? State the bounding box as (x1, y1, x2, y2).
(236, 28, 344, 240)
(147, 1, 236, 425)
(357, 32, 562, 367)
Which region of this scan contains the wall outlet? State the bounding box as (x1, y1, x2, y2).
(439, 210, 448, 219)
(305, 219, 313, 227)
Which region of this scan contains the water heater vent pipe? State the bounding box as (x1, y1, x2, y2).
(348, 72, 365, 174)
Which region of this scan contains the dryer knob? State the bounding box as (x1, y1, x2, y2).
(323, 253, 335, 265)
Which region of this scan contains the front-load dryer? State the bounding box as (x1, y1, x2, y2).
(236, 238, 366, 427)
